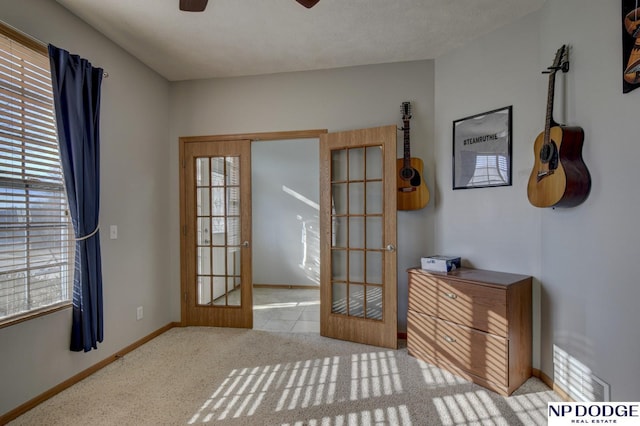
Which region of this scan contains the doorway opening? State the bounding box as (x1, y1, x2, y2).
(251, 138, 320, 333)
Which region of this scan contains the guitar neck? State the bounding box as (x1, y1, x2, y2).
(403, 118, 411, 166)
(543, 70, 557, 146)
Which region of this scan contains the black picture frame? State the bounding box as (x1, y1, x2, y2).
(452, 106, 512, 190)
(623, 0, 640, 93)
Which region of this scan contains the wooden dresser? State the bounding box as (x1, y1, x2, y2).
(407, 267, 532, 396)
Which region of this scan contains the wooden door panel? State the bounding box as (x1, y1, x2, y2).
(319, 125, 397, 349)
(181, 139, 253, 328)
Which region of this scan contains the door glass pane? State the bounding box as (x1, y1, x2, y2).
(365, 217, 382, 249)
(196, 158, 210, 186)
(331, 249, 347, 281)
(366, 181, 382, 214)
(197, 247, 211, 274)
(349, 182, 365, 215)
(211, 188, 224, 216)
(349, 217, 364, 249)
(213, 276, 226, 306)
(332, 282, 347, 315)
(197, 277, 212, 305)
(226, 157, 240, 185)
(349, 251, 364, 283)
(227, 248, 239, 274)
(213, 246, 225, 268)
(366, 286, 383, 320)
(332, 150, 347, 181)
(197, 188, 210, 216)
(194, 155, 243, 308)
(197, 218, 211, 245)
(227, 277, 240, 306)
(227, 217, 240, 246)
(366, 251, 382, 284)
(349, 284, 365, 318)
(227, 187, 240, 215)
(366, 146, 382, 180)
(330, 146, 385, 321)
(333, 217, 347, 248)
(348, 148, 365, 180)
(211, 158, 225, 186)
(332, 183, 347, 215)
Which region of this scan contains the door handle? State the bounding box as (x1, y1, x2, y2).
(385, 244, 396, 252)
(241, 241, 250, 248)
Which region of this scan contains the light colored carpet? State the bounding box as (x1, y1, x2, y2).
(9, 327, 560, 425)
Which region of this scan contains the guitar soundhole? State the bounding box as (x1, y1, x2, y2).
(400, 167, 415, 181)
(539, 141, 559, 170)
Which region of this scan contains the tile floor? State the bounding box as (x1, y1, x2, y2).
(253, 287, 320, 333)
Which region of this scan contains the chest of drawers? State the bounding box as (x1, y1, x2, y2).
(407, 267, 532, 396)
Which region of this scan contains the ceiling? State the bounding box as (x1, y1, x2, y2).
(55, 0, 546, 82)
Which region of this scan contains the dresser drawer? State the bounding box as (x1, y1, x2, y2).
(407, 310, 508, 387)
(408, 270, 508, 336)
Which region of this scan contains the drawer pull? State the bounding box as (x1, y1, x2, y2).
(444, 292, 457, 299)
(443, 335, 456, 343)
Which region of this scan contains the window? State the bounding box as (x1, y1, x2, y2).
(0, 23, 73, 325)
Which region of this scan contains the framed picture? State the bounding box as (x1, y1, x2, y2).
(453, 106, 512, 190)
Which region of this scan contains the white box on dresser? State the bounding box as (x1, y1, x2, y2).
(407, 267, 532, 396)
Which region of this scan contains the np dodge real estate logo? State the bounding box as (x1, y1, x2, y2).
(548, 402, 640, 425)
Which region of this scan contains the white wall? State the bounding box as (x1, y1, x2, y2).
(169, 61, 436, 330)
(0, 0, 172, 415)
(435, 0, 640, 400)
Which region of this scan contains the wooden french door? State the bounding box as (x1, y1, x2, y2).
(319, 125, 398, 349)
(181, 139, 252, 327)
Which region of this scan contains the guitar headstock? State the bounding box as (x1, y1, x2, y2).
(544, 45, 570, 74)
(401, 101, 412, 121)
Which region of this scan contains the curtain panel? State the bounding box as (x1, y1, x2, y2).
(48, 44, 104, 352)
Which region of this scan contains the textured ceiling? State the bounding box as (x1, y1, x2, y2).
(55, 0, 546, 82)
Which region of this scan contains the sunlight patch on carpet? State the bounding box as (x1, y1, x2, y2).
(188, 350, 407, 424)
(281, 404, 412, 426)
(433, 390, 505, 425)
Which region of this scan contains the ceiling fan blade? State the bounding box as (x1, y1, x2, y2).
(180, 0, 208, 12)
(296, 0, 320, 8)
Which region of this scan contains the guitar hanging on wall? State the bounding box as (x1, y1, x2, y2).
(397, 102, 429, 210)
(527, 45, 591, 208)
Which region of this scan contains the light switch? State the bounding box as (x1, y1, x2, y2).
(110, 225, 118, 240)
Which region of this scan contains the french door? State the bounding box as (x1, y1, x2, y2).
(181, 139, 252, 327)
(319, 125, 398, 349)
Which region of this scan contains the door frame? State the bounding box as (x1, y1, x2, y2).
(179, 129, 327, 325)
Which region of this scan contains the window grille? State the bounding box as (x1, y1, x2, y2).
(0, 24, 73, 324)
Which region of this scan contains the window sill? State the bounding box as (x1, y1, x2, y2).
(0, 302, 72, 329)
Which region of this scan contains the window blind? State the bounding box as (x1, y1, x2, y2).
(0, 27, 73, 322)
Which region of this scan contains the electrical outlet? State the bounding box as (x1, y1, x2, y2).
(136, 306, 143, 320)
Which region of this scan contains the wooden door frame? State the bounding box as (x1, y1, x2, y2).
(179, 129, 327, 325)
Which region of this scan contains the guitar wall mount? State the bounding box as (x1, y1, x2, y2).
(542, 61, 570, 74)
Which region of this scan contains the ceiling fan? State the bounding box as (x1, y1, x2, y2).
(179, 0, 320, 12)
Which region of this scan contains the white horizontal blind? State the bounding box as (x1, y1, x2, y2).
(0, 26, 73, 322)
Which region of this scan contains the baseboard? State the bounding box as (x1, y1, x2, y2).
(253, 283, 320, 290)
(0, 322, 179, 425)
(532, 367, 572, 401)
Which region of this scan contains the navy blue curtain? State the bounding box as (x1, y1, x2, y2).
(48, 44, 104, 352)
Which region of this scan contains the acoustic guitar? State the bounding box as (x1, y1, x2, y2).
(397, 102, 429, 210)
(527, 45, 591, 208)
